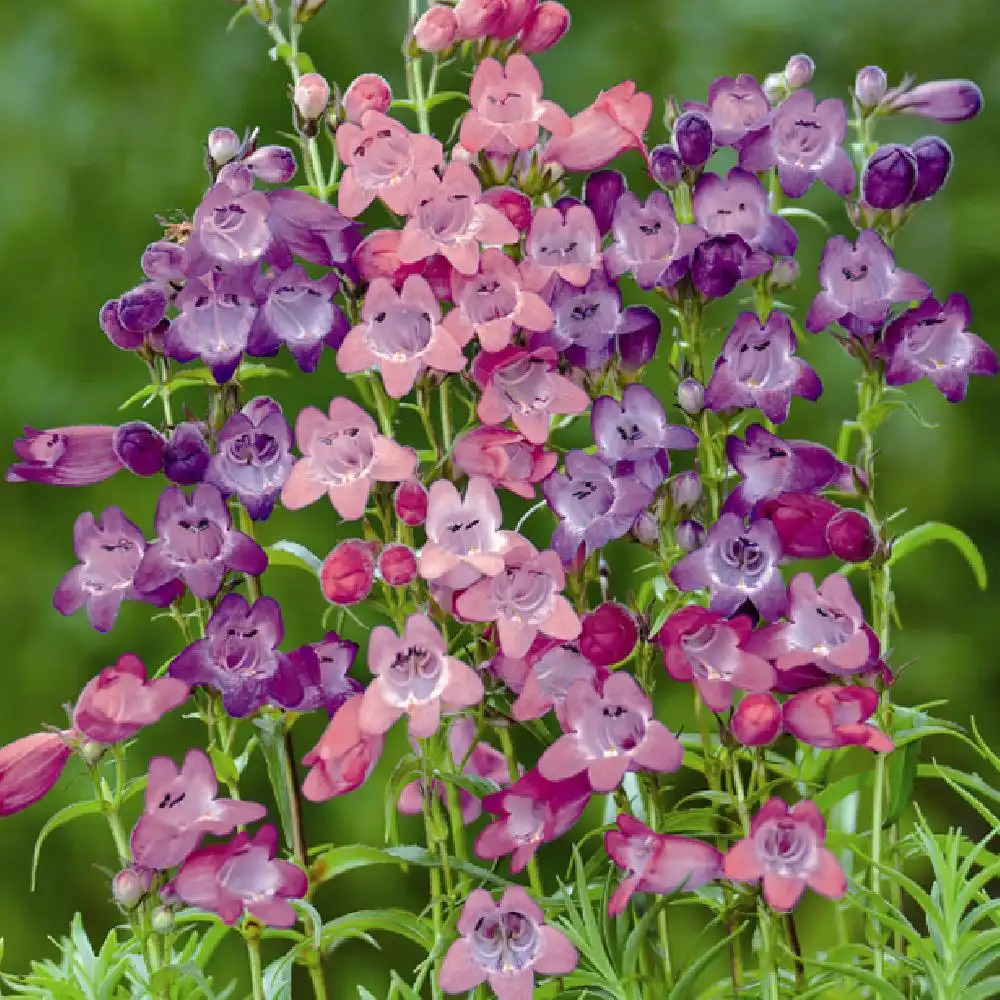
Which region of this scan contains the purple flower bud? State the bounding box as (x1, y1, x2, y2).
(784, 53, 815, 89)
(583, 170, 626, 236)
(854, 66, 888, 109)
(113, 422, 166, 477)
(294, 72, 330, 122)
(731, 693, 782, 746)
(163, 423, 210, 485)
(118, 283, 168, 334)
(910, 135, 953, 202)
(676, 519, 704, 552)
(691, 234, 771, 299)
(649, 144, 683, 189)
(112, 866, 153, 909)
(770, 257, 800, 289)
(394, 479, 428, 526)
(889, 79, 983, 123)
(99, 300, 144, 351)
(207, 127, 240, 167)
(617, 307, 660, 372)
(862, 144, 918, 210)
(669, 471, 702, 511)
(677, 377, 704, 416)
(825, 508, 876, 563)
(673, 111, 713, 168)
(141, 241, 186, 282)
(243, 145, 297, 184)
(518, 1, 570, 53)
(631, 511, 659, 545)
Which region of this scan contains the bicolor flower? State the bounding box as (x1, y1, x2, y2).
(782, 685, 893, 752)
(302, 694, 384, 801)
(273, 632, 361, 715)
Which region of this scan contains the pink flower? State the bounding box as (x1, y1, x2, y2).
(0, 731, 72, 817)
(538, 673, 682, 793)
(605, 814, 721, 915)
(336, 111, 443, 217)
(443, 248, 553, 353)
(337, 275, 467, 397)
(168, 825, 307, 928)
(281, 397, 416, 519)
(7, 424, 121, 486)
(723, 798, 847, 912)
(73, 653, 189, 744)
(414, 6, 459, 52)
(453, 426, 557, 499)
(397, 163, 519, 275)
(302, 694, 385, 801)
(358, 614, 484, 738)
(545, 81, 652, 172)
(320, 539, 378, 605)
(580, 602, 638, 667)
(353, 228, 454, 302)
(379, 544, 419, 586)
(343, 73, 392, 123)
(472, 346, 589, 444)
(522, 205, 601, 289)
(731, 692, 783, 746)
(460, 55, 570, 156)
(783, 685, 893, 752)
(456, 540, 581, 658)
(439, 887, 578, 997)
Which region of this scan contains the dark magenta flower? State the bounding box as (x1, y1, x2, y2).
(690, 234, 771, 299)
(272, 633, 361, 715)
(302, 694, 384, 800)
(910, 136, 953, 202)
(379, 544, 418, 587)
(7, 425, 121, 486)
(99, 298, 147, 351)
(113, 422, 165, 477)
(163, 423, 210, 485)
(580, 602, 639, 667)
(687, 74, 771, 147)
(887, 78, 983, 122)
(0, 731, 72, 817)
(825, 508, 877, 562)
(320, 539, 378, 606)
(704, 311, 822, 424)
(731, 692, 783, 746)
(756, 493, 839, 559)
(618, 311, 661, 371)
(783, 685, 893, 752)
(673, 110, 714, 167)
(862, 144, 918, 209)
(453, 427, 558, 500)
(522, 204, 602, 290)
(693, 169, 797, 257)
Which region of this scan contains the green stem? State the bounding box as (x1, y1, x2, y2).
(370, 375, 395, 437)
(657, 905, 674, 990)
(440, 379, 454, 455)
(308, 962, 330, 1000)
(246, 934, 265, 1000)
(406, 0, 431, 135)
(90, 764, 129, 865)
(282, 727, 308, 872)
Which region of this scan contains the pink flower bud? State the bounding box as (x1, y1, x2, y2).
(481, 185, 534, 233)
(493, 0, 537, 38)
(731, 693, 782, 746)
(343, 73, 392, 125)
(294, 72, 331, 122)
(825, 508, 877, 563)
(0, 731, 72, 817)
(207, 127, 240, 166)
(394, 479, 428, 526)
(455, 0, 505, 40)
(784, 53, 815, 89)
(320, 540, 377, 605)
(518, 1, 570, 53)
(580, 602, 639, 666)
(112, 866, 153, 909)
(413, 5, 459, 52)
(378, 544, 418, 587)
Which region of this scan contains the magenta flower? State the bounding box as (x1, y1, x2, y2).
(686, 74, 771, 147)
(756, 493, 839, 559)
(278, 633, 360, 716)
(337, 275, 467, 398)
(521, 205, 602, 290)
(731, 692, 783, 746)
(7, 424, 121, 486)
(656, 606, 774, 712)
(476, 769, 591, 873)
(0, 731, 73, 817)
(131, 750, 266, 870)
(472, 346, 589, 444)
(302, 694, 384, 801)
(439, 887, 578, 997)
(538, 673, 682, 793)
(353, 227, 453, 301)
(281, 397, 416, 519)
(723, 798, 847, 912)
(168, 825, 306, 928)
(704, 311, 822, 424)
(783, 685, 893, 752)
(394, 479, 428, 526)
(460, 54, 571, 155)
(335, 110, 443, 217)
(74, 654, 188, 744)
(379, 544, 419, 586)
(358, 614, 484, 739)
(162, 423, 210, 486)
(605, 814, 721, 916)
(455, 540, 581, 658)
(826, 508, 877, 563)
(580, 602, 639, 667)
(453, 427, 558, 500)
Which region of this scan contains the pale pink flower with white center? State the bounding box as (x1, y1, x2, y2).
(783, 685, 893, 753)
(452, 426, 558, 499)
(280, 397, 416, 519)
(537, 673, 683, 793)
(397, 163, 519, 276)
(472, 346, 589, 444)
(460, 54, 571, 156)
(358, 614, 484, 739)
(456, 540, 580, 658)
(521, 204, 602, 289)
(336, 111, 443, 218)
(337, 275, 467, 397)
(301, 694, 384, 801)
(443, 248, 554, 352)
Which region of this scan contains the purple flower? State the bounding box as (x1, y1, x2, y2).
(168, 825, 307, 928)
(580, 602, 639, 667)
(879, 294, 998, 402)
(690, 234, 771, 299)
(272, 632, 360, 715)
(910, 136, 953, 202)
(135, 484, 267, 600)
(582, 169, 627, 235)
(265, 187, 362, 271)
(113, 422, 166, 477)
(163, 423, 210, 485)
(169, 594, 291, 717)
(704, 311, 822, 423)
(130, 750, 266, 870)
(521, 204, 602, 290)
(783, 685, 893, 752)
(805, 230, 929, 335)
(756, 493, 838, 559)
(687, 74, 771, 147)
(206, 396, 293, 520)
(692, 168, 797, 257)
(618, 311, 660, 371)
(739, 90, 855, 199)
(854, 66, 888, 110)
(671, 512, 787, 620)
(861, 144, 918, 210)
(673, 110, 714, 167)
(141, 241, 186, 282)
(187, 178, 271, 269)
(887, 78, 983, 123)
(7, 425, 121, 486)
(53, 506, 182, 632)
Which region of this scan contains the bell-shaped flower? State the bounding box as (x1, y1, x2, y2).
(280, 397, 416, 519)
(301, 694, 384, 801)
(538, 673, 682, 793)
(693, 168, 797, 256)
(0, 731, 73, 817)
(690, 233, 771, 299)
(353, 227, 454, 301)
(755, 493, 839, 559)
(7, 424, 121, 486)
(265, 187, 362, 270)
(358, 614, 484, 739)
(580, 602, 639, 667)
(686, 74, 771, 147)
(187, 178, 271, 268)
(453, 427, 558, 500)
(522, 205, 602, 290)
(783, 684, 893, 753)
(273, 633, 360, 715)
(723, 798, 846, 912)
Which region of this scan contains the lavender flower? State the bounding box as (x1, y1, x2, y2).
(687, 74, 771, 147)
(521, 204, 602, 290)
(265, 187, 362, 271)
(187, 176, 271, 268)
(7, 425, 121, 486)
(783, 685, 893, 752)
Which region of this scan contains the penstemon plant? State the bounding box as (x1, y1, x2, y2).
(3, 1, 999, 998)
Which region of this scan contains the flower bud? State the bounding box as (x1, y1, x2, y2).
(99, 300, 144, 351)
(343, 73, 393, 124)
(758, 493, 837, 559)
(784, 53, 815, 89)
(243, 145, 297, 184)
(294, 72, 330, 124)
(293, 0, 328, 22)
(617, 308, 660, 372)
(117, 283, 168, 335)
(673, 111, 713, 168)
(583, 169, 626, 236)
(581, 602, 639, 666)
(321, 540, 377, 605)
(676, 519, 704, 553)
(770, 257, 800, 289)
(245, 0, 275, 24)
(112, 866, 153, 909)
(677, 377, 704, 416)
(862, 143, 918, 210)
(762, 73, 786, 105)
(0, 731, 72, 817)
(669, 471, 702, 511)
(731, 693, 782, 746)
(455, 0, 505, 40)
(910, 135, 953, 202)
(150, 906, 175, 934)
(378, 544, 418, 587)
(141, 241, 185, 283)
(413, 5, 459, 52)
(825, 508, 877, 563)
(518, 1, 570, 53)
(163, 423, 210, 485)
(480, 186, 533, 232)
(394, 480, 428, 526)
(492, 0, 537, 38)
(631, 511, 659, 546)
(78, 741, 105, 766)
(889, 79, 983, 123)
(854, 65, 888, 110)
(113, 421, 166, 477)
(207, 127, 241, 167)
(649, 144, 683, 189)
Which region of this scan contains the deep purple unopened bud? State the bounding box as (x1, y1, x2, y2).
(141, 241, 185, 282)
(118, 283, 168, 334)
(825, 509, 877, 563)
(731, 693, 782, 746)
(518, 1, 570, 54)
(784, 53, 815, 89)
(910, 136, 953, 202)
(112, 866, 153, 909)
(378, 544, 418, 587)
(631, 511, 659, 545)
(854, 66, 888, 110)
(649, 144, 683, 189)
(163, 423, 210, 485)
(862, 144, 918, 209)
(677, 378, 704, 416)
(113, 422, 166, 477)
(294, 72, 331, 122)
(207, 127, 240, 167)
(770, 258, 800, 289)
(99, 300, 144, 351)
(243, 145, 297, 184)
(394, 480, 428, 527)
(618, 310, 660, 372)
(676, 519, 704, 552)
(669, 471, 702, 511)
(583, 170, 626, 236)
(673, 112, 713, 168)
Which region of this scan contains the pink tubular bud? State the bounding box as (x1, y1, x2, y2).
(581, 602, 639, 666)
(207, 127, 240, 167)
(481, 186, 533, 232)
(518, 1, 570, 53)
(294, 72, 331, 122)
(112, 866, 153, 909)
(394, 479, 428, 526)
(493, 0, 537, 37)
(0, 731, 72, 817)
(454, 0, 505, 40)
(825, 508, 877, 563)
(378, 544, 418, 587)
(731, 693, 782, 746)
(343, 73, 392, 124)
(320, 540, 377, 605)
(413, 6, 459, 52)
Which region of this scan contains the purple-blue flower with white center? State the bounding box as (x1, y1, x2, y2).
(135, 484, 267, 599)
(704, 311, 822, 423)
(686, 75, 771, 148)
(739, 90, 855, 198)
(693, 169, 797, 257)
(543, 451, 655, 564)
(879, 294, 998, 403)
(271, 632, 361, 715)
(205, 397, 293, 521)
(163, 423, 210, 486)
(592, 385, 697, 490)
(248, 266, 348, 373)
(805, 230, 930, 336)
(671, 513, 787, 620)
(53, 507, 182, 632)
(7, 425, 121, 486)
(690, 234, 771, 299)
(169, 593, 293, 717)
(723, 423, 854, 517)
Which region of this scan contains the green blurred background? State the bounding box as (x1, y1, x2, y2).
(1, 0, 999, 995)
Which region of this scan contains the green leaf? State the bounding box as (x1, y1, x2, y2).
(776, 205, 830, 230)
(264, 540, 323, 577)
(884, 740, 921, 827)
(388, 971, 422, 1000)
(296, 51, 316, 75)
(208, 747, 240, 788)
(889, 520, 988, 589)
(312, 844, 406, 885)
(803, 958, 907, 999)
(255, 715, 295, 855)
(262, 954, 293, 1000)
(666, 924, 746, 999)
(31, 801, 102, 891)
(321, 909, 434, 953)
